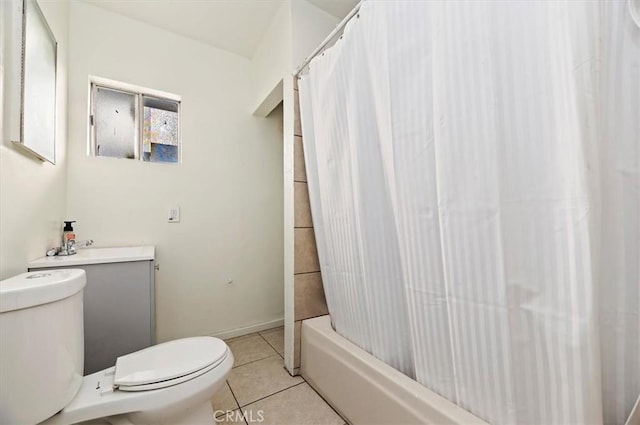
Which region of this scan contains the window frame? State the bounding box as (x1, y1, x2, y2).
(88, 76, 182, 163)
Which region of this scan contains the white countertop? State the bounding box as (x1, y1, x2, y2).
(28, 246, 155, 269)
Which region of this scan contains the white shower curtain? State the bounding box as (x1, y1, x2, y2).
(298, 1, 639, 424)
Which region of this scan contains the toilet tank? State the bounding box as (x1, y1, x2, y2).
(0, 269, 86, 425)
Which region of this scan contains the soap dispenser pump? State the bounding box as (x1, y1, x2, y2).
(62, 221, 76, 251)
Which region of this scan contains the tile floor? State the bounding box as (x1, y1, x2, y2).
(211, 327, 346, 425)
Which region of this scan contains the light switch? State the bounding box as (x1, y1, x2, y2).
(168, 206, 180, 223)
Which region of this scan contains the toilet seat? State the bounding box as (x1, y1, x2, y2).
(114, 337, 228, 391)
(117, 360, 224, 392)
(40, 336, 234, 425)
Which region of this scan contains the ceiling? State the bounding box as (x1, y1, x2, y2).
(82, 0, 358, 59)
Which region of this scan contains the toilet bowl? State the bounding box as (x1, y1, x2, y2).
(0, 270, 233, 425)
(43, 337, 234, 425)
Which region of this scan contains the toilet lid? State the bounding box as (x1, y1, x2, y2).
(114, 337, 228, 389)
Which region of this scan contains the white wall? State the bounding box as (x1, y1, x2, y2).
(249, 0, 339, 116)
(0, 0, 69, 280)
(250, 0, 292, 115)
(67, 2, 284, 342)
(291, 0, 340, 70)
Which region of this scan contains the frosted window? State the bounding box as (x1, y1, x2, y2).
(94, 87, 136, 159)
(90, 81, 180, 163)
(142, 96, 179, 163)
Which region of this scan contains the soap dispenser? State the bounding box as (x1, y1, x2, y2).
(62, 221, 76, 251)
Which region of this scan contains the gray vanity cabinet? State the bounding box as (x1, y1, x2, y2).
(29, 260, 155, 375)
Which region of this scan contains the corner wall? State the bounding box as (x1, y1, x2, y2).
(291, 0, 341, 69)
(251, 1, 292, 116)
(0, 0, 69, 279)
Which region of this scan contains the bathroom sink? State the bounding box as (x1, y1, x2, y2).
(28, 246, 155, 268)
(27, 245, 156, 375)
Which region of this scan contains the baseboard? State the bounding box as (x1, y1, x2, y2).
(211, 318, 284, 340)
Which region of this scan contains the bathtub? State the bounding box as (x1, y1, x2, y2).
(301, 316, 488, 425)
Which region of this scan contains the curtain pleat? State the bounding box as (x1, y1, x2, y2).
(298, 1, 639, 424)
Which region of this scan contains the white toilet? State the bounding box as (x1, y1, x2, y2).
(0, 269, 234, 425)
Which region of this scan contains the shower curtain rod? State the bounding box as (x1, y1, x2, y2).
(294, 0, 365, 77)
(295, 0, 640, 76)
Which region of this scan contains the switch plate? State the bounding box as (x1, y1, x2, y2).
(168, 206, 180, 223)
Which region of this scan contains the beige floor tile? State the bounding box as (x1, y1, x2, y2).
(259, 327, 284, 357)
(242, 382, 344, 425)
(211, 381, 239, 417)
(225, 333, 278, 367)
(213, 408, 247, 424)
(227, 356, 303, 407)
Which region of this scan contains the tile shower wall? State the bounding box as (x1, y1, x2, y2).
(292, 78, 329, 371)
